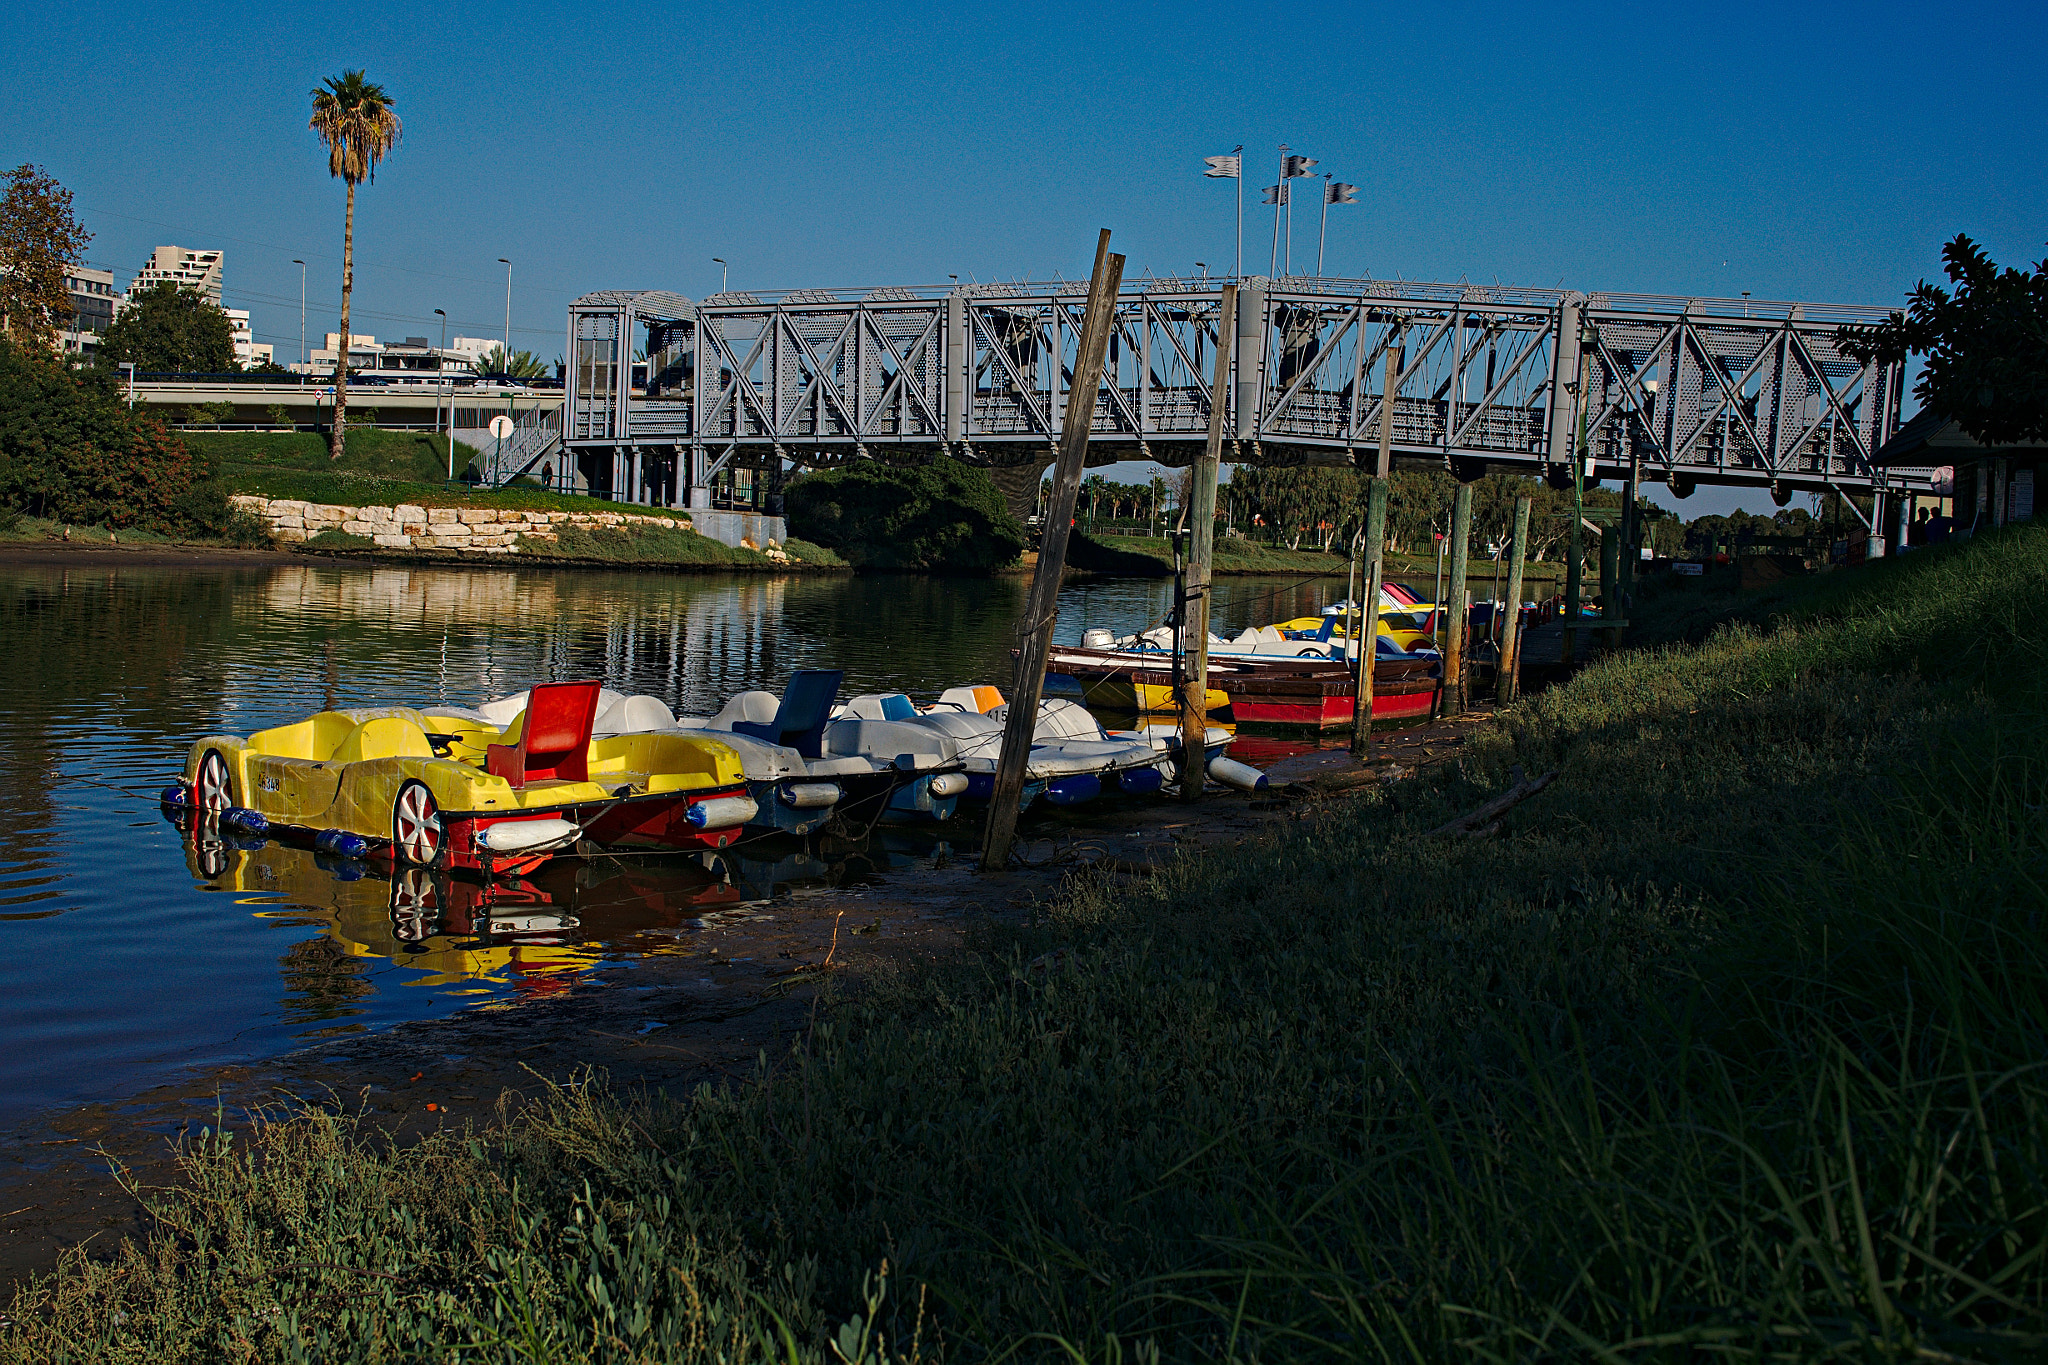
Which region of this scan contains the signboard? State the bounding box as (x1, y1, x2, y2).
(1673, 562, 1705, 576)
(488, 415, 515, 439)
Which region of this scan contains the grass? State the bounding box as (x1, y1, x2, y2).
(185, 430, 852, 571)
(6, 526, 2044, 1361)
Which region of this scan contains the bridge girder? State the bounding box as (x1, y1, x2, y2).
(564, 277, 1917, 514)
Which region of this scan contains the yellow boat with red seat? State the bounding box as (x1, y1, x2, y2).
(173, 680, 754, 876)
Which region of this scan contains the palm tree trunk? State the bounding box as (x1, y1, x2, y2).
(330, 180, 354, 460)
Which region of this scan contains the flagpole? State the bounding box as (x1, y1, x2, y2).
(1317, 174, 1331, 278)
(1269, 144, 1286, 278)
(1235, 146, 1243, 280)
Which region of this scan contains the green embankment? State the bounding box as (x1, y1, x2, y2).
(7, 529, 2044, 1361)
(184, 431, 848, 569)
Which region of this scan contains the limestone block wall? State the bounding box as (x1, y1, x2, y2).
(226, 495, 766, 558)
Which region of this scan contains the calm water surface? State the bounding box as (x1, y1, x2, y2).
(0, 563, 1351, 1123)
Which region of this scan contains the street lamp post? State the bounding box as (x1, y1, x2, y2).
(712, 258, 727, 293)
(497, 258, 512, 374)
(435, 308, 451, 479)
(291, 260, 306, 368)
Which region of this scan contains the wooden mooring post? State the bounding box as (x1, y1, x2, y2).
(1351, 339, 1401, 758)
(1439, 481, 1473, 716)
(979, 230, 1125, 872)
(1497, 495, 1530, 705)
(1179, 284, 1237, 798)
(1349, 477, 1388, 756)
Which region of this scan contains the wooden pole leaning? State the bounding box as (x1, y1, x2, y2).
(979, 230, 1125, 873)
(1497, 495, 1529, 705)
(1440, 481, 1473, 716)
(1349, 476, 1388, 757)
(1179, 284, 1237, 800)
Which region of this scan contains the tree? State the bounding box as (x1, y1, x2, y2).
(309, 71, 401, 460)
(1839, 234, 2048, 446)
(0, 165, 92, 351)
(98, 280, 235, 373)
(786, 459, 1027, 572)
(0, 338, 205, 529)
(474, 346, 549, 379)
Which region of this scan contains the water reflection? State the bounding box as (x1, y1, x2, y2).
(0, 561, 1345, 1122)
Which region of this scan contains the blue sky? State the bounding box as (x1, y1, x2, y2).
(6, 0, 2042, 518)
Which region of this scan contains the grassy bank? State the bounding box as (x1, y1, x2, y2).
(186, 429, 651, 516)
(7, 528, 2045, 1361)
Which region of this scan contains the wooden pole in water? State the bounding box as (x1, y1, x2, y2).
(1179, 285, 1237, 800)
(1599, 519, 1621, 652)
(1349, 476, 1388, 756)
(1350, 339, 1400, 757)
(1440, 482, 1473, 716)
(1497, 494, 1530, 704)
(980, 230, 1125, 873)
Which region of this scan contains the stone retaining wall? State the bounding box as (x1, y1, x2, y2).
(228, 495, 791, 561)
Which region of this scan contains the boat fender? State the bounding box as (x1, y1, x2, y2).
(476, 818, 581, 854)
(315, 828, 374, 859)
(1207, 756, 1269, 792)
(1044, 773, 1102, 806)
(686, 795, 760, 830)
(1118, 766, 1166, 795)
(222, 807, 269, 834)
(159, 784, 190, 807)
(928, 772, 969, 798)
(778, 782, 841, 808)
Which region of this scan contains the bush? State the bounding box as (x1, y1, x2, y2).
(0, 341, 205, 531)
(786, 459, 1026, 572)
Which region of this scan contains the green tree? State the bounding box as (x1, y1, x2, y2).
(310, 70, 402, 460)
(0, 338, 205, 528)
(786, 459, 1027, 572)
(473, 346, 549, 380)
(0, 164, 92, 351)
(98, 281, 236, 373)
(1840, 234, 2048, 446)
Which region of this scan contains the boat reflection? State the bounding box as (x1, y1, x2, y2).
(171, 812, 748, 1004)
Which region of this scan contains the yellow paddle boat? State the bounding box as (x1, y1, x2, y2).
(171, 681, 756, 877)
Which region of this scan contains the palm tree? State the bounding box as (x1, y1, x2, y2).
(309, 71, 401, 460)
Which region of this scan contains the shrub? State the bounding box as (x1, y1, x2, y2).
(785, 459, 1026, 572)
(0, 341, 205, 531)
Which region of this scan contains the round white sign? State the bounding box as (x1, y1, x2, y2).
(488, 415, 516, 439)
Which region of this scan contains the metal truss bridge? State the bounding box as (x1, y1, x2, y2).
(561, 275, 1915, 515)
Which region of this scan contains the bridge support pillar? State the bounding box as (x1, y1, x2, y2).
(1545, 295, 1584, 473)
(945, 292, 966, 444)
(987, 461, 1048, 525)
(1235, 280, 1266, 442)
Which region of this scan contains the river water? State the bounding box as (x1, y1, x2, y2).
(0, 562, 1354, 1125)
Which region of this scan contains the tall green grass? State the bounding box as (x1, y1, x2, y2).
(6, 528, 2042, 1362)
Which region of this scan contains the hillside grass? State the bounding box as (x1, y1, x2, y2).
(5, 526, 2043, 1361)
(185, 429, 657, 516)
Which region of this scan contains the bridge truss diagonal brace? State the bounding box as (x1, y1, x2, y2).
(1664, 321, 1788, 474)
(860, 308, 945, 440)
(1450, 316, 1557, 450)
(967, 303, 1056, 438)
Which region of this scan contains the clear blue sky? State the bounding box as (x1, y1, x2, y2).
(5, 0, 2041, 518)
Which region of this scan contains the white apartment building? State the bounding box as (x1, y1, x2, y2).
(224, 309, 272, 368)
(125, 245, 224, 306)
(299, 332, 479, 379)
(59, 265, 117, 357)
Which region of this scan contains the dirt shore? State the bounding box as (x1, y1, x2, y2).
(0, 714, 1493, 1298)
